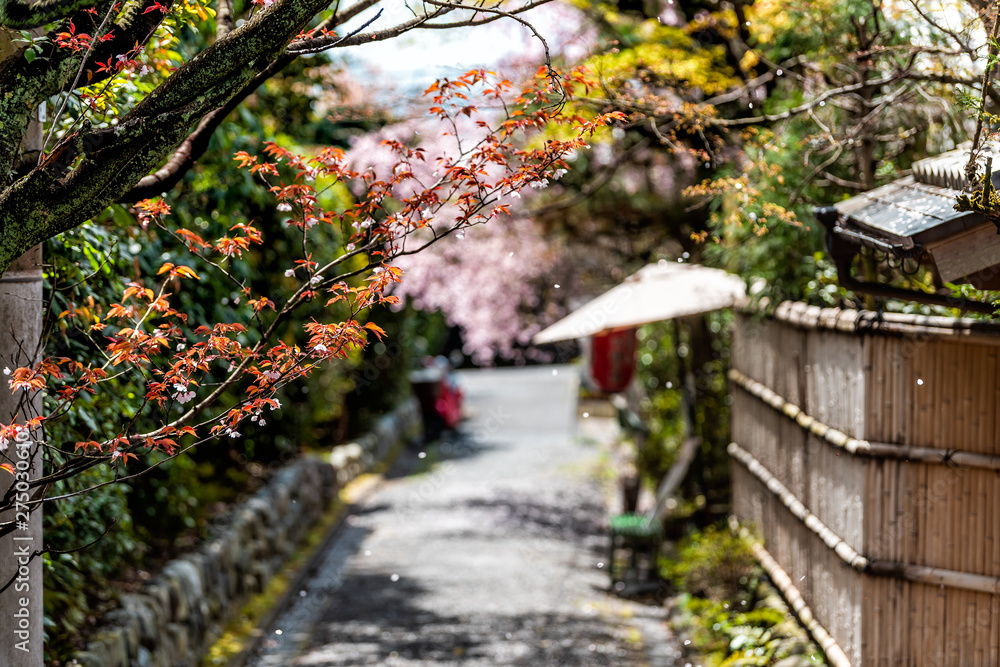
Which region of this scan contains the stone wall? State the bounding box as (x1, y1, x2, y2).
(72, 399, 421, 667)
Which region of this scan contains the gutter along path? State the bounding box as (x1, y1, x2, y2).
(245, 365, 678, 666)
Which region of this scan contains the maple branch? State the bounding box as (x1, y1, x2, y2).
(41, 0, 119, 160)
(0, 58, 587, 538)
(418, 0, 552, 29)
(285, 8, 385, 55)
(59, 0, 176, 94)
(287, 7, 446, 53)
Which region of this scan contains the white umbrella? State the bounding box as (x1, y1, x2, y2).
(532, 262, 745, 344)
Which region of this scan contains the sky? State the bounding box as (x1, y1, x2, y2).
(337, 2, 581, 93)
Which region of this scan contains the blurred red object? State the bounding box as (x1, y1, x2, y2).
(590, 328, 637, 393)
(435, 375, 464, 430)
(410, 356, 464, 436)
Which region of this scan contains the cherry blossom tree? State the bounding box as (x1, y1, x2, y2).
(392, 214, 560, 364)
(342, 109, 575, 364)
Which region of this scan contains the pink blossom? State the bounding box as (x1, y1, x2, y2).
(393, 217, 558, 365)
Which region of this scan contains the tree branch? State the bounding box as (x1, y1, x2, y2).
(0, 0, 100, 28)
(287, 7, 445, 53)
(415, 0, 551, 29)
(125, 0, 555, 198)
(63, 0, 175, 93)
(0, 0, 173, 179)
(41, 0, 119, 159)
(0, 0, 339, 274)
(967, 2, 1000, 180)
(285, 7, 385, 55)
(287, 0, 552, 53)
(122, 0, 386, 200)
(707, 71, 914, 127)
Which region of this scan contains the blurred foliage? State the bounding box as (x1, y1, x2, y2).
(552, 0, 972, 310)
(343, 306, 453, 437)
(662, 525, 759, 604)
(42, 467, 138, 646)
(663, 525, 824, 665)
(634, 310, 731, 509)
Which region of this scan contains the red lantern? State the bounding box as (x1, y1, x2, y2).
(590, 328, 637, 393)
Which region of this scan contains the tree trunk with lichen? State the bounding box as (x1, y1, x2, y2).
(0, 0, 334, 275)
(0, 25, 43, 667)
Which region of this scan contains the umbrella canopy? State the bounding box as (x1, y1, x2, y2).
(532, 262, 746, 344)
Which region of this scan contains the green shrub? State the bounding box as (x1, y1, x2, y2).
(43, 467, 141, 661)
(663, 526, 825, 666)
(663, 525, 760, 605)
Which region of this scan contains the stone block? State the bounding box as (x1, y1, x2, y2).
(119, 595, 159, 649)
(104, 608, 140, 659)
(90, 626, 128, 667)
(166, 623, 190, 666)
(140, 584, 170, 629)
(71, 650, 105, 667)
(73, 400, 412, 667)
(134, 646, 154, 667)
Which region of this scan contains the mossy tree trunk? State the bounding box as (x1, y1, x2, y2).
(0, 26, 43, 667)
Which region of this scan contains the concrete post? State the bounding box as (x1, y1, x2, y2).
(0, 245, 44, 666)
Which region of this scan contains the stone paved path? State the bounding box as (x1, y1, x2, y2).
(246, 365, 679, 666)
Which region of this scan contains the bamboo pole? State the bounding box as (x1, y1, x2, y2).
(991, 474, 1000, 577)
(990, 593, 999, 665)
(730, 442, 869, 569)
(911, 577, 925, 664)
(898, 577, 910, 663)
(759, 299, 1000, 344)
(947, 587, 961, 666)
(888, 576, 898, 662)
(730, 441, 1000, 596)
(968, 343, 981, 452)
(985, 348, 998, 453)
(889, 460, 900, 564)
(730, 368, 1000, 471)
(868, 573, 883, 663)
(866, 559, 999, 597)
(729, 516, 854, 667)
(974, 470, 985, 576)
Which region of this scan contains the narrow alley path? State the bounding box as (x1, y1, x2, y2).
(246, 365, 678, 666)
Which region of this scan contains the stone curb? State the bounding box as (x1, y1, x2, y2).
(71, 399, 421, 667)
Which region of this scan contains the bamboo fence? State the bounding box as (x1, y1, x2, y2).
(730, 301, 1000, 666)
